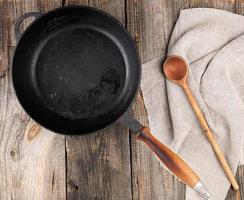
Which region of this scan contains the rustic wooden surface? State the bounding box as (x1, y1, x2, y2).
(0, 0, 243, 200)
(0, 1, 66, 200)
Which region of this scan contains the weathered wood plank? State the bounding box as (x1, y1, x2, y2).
(0, 1, 66, 200)
(126, 0, 189, 199)
(64, 1, 132, 200)
(227, 3, 244, 200)
(130, 92, 186, 200)
(0, 0, 9, 78)
(226, 166, 244, 200)
(235, 0, 244, 14)
(189, 0, 236, 10)
(1, 1, 242, 200)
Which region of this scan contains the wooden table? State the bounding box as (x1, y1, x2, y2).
(0, 0, 244, 199)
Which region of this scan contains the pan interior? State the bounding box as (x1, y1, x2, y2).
(35, 26, 126, 119)
(12, 7, 140, 134)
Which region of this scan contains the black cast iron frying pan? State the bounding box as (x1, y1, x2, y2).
(12, 6, 204, 193)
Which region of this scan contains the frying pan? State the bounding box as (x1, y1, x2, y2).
(12, 6, 208, 196)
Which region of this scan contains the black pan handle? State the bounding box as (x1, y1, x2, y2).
(15, 12, 41, 41)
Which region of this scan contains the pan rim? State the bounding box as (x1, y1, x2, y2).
(12, 5, 141, 135)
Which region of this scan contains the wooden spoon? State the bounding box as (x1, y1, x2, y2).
(163, 55, 239, 191)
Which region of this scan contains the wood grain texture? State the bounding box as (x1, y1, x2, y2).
(236, 0, 244, 14)
(0, 2, 8, 78)
(129, 92, 186, 200)
(0, 1, 66, 200)
(126, 1, 188, 199)
(1, 0, 244, 200)
(66, 125, 132, 200)
(226, 166, 244, 200)
(64, 1, 132, 200)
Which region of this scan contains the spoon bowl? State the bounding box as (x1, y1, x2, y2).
(163, 55, 188, 85)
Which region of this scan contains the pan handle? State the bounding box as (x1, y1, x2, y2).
(15, 12, 41, 41)
(120, 109, 210, 198)
(135, 126, 210, 198)
(120, 111, 201, 188)
(136, 126, 200, 187)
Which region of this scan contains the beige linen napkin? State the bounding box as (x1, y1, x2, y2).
(141, 8, 244, 200)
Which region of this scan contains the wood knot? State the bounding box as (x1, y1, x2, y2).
(10, 150, 16, 157)
(67, 178, 79, 190)
(10, 150, 18, 160)
(27, 123, 41, 141)
(100, 0, 108, 5)
(0, 51, 8, 78)
(67, 178, 79, 192)
(134, 32, 139, 44)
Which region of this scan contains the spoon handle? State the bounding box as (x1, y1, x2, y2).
(182, 83, 239, 191)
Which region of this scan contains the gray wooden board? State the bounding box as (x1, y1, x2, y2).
(64, 1, 132, 200)
(0, 0, 244, 200)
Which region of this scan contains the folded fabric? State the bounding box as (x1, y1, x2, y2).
(141, 8, 244, 200)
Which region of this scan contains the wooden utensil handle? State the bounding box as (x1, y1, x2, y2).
(137, 126, 200, 188)
(182, 84, 239, 191)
